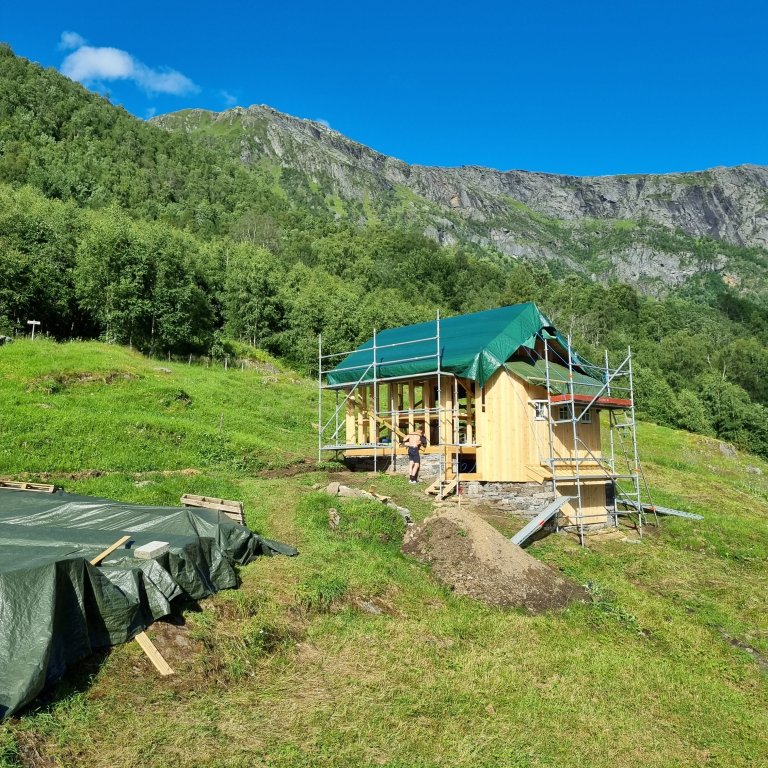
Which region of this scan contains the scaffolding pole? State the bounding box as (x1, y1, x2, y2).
(317, 333, 323, 464)
(373, 328, 378, 474)
(543, 338, 560, 531)
(567, 334, 586, 547)
(318, 314, 453, 488)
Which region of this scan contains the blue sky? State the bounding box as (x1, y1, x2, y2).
(2, 1, 767, 175)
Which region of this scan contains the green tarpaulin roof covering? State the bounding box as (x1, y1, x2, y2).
(0, 489, 297, 720)
(505, 359, 604, 397)
(325, 302, 596, 388)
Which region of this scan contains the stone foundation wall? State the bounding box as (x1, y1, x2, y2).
(460, 480, 555, 516)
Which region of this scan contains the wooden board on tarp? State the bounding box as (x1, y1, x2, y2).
(180, 494, 245, 525)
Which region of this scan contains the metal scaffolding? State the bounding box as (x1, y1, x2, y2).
(317, 314, 475, 492)
(317, 316, 655, 546)
(540, 336, 655, 544)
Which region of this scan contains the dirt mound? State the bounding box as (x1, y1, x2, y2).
(402, 507, 588, 614)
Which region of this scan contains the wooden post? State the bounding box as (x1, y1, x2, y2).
(345, 389, 356, 445)
(88, 535, 175, 677)
(357, 389, 366, 444)
(408, 380, 415, 433)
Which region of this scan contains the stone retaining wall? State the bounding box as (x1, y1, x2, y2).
(460, 480, 555, 515)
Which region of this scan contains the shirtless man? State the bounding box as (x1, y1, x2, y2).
(403, 428, 427, 484)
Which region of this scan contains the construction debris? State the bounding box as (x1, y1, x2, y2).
(134, 540, 171, 560)
(0, 488, 297, 720)
(323, 483, 412, 524)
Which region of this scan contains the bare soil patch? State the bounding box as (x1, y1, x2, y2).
(402, 507, 588, 614)
(255, 459, 319, 479)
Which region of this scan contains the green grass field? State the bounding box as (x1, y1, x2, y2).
(1, 340, 766, 768)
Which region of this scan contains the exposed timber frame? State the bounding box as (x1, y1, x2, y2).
(317, 314, 476, 491)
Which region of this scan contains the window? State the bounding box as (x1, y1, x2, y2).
(558, 404, 592, 423)
(533, 402, 548, 421)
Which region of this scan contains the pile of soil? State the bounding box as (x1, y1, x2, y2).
(402, 507, 588, 614)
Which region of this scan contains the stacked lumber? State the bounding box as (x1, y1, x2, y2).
(180, 494, 245, 525)
(0, 479, 55, 493)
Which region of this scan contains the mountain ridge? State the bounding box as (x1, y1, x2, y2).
(152, 105, 768, 293)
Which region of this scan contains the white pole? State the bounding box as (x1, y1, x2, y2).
(373, 328, 378, 474)
(317, 334, 323, 464)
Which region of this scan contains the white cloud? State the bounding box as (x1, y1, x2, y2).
(145, 107, 157, 120)
(60, 44, 198, 96)
(59, 31, 87, 50)
(314, 118, 331, 130)
(221, 90, 238, 107)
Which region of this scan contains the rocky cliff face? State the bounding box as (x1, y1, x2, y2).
(152, 106, 768, 294)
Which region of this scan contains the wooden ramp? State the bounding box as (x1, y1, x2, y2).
(619, 499, 703, 520)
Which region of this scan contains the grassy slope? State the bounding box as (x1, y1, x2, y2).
(0, 340, 766, 768)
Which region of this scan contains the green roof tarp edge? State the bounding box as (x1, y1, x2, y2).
(505, 359, 605, 397)
(325, 302, 599, 388)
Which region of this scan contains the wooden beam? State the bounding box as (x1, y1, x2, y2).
(345, 388, 356, 445)
(88, 534, 175, 678)
(89, 535, 131, 566)
(371, 413, 407, 440)
(134, 630, 174, 676)
(357, 388, 366, 444)
(548, 394, 632, 408)
(408, 381, 415, 433)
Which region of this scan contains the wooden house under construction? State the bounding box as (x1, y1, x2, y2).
(318, 303, 647, 541)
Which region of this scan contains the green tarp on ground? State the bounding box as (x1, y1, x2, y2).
(325, 302, 596, 388)
(0, 489, 297, 720)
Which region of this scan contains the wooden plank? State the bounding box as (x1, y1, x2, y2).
(407, 381, 415, 433)
(134, 630, 174, 676)
(89, 535, 131, 566)
(548, 394, 632, 408)
(357, 388, 366, 444)
(0, 480, 56, 493)
(425, 478, 442, 495)
(371, 413, 407, 440)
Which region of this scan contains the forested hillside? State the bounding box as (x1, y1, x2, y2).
(0, 44, 767, 457)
